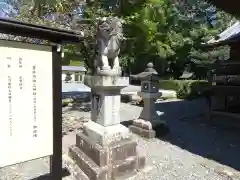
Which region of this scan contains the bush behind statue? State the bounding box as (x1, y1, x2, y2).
(159, 80, 210, 100)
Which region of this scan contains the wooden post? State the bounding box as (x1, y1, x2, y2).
(50, 45, 62, 180)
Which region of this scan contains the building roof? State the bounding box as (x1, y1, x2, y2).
(208, 21, 240, 44)
(201, 21, 240, 48)
(62, 66, 87, 72)
(0, 18, 84, 43)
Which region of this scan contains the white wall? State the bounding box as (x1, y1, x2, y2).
(62, 71, 85, 83)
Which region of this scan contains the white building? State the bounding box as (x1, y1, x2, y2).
(62, 66, 87, 83)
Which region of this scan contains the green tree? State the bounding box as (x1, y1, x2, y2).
(4, 0, 234, 77)
(122, 0, 233, 77)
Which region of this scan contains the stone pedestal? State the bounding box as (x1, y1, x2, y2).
(129, 92, 166, 139)
(69, 75, 145, 180)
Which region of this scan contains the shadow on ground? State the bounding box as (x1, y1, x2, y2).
(30, 168, 70, 180)
(159, 113, 240, 171)
(123, 98, 240, 171)
(155, 99, 240, 171)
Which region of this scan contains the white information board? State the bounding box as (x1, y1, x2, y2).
(0, 40, 53, 167)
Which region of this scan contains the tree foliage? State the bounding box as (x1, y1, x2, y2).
(2, 0, 235, 77)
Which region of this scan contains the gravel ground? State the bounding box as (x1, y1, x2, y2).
(132, 135, 240, 180)
(1, 102, 240, 180)
(62, 103, 91, 135)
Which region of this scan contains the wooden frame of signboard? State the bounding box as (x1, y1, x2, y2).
(0, 18, 83, 180)
(51, 45, 62, 180)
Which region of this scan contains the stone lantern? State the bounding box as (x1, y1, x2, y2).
(129, 62, 166, 138)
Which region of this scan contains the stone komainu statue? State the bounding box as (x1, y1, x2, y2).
(94, 16, 124, 76)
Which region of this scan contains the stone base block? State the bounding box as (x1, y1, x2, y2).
(68, 129, 145, 180)
(75, 132, 137, 167)
(129, 119, 169, 138)
(69, 146, 109, 180)
(83, 121, 132, 146)
(63, 154, 90, 180)
(129, 119, 156, 138)
(136, 154, 146, 170)
(129, 125, 156, 139)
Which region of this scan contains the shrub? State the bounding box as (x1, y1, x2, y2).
(159, 80, 210, 100)
(158, 80, 180, 91)
(62, 98, 74, 106)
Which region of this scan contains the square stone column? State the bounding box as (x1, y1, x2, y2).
(91, 89, 121, 126)
(138, 92, 161, 122)
(69, 75, 145, 180)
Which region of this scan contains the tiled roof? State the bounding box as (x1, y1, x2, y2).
(207, 21, 240, 44)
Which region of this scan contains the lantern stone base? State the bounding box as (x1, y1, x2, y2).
(129, 119, 166, 139)
(68, 121, 145, 180)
